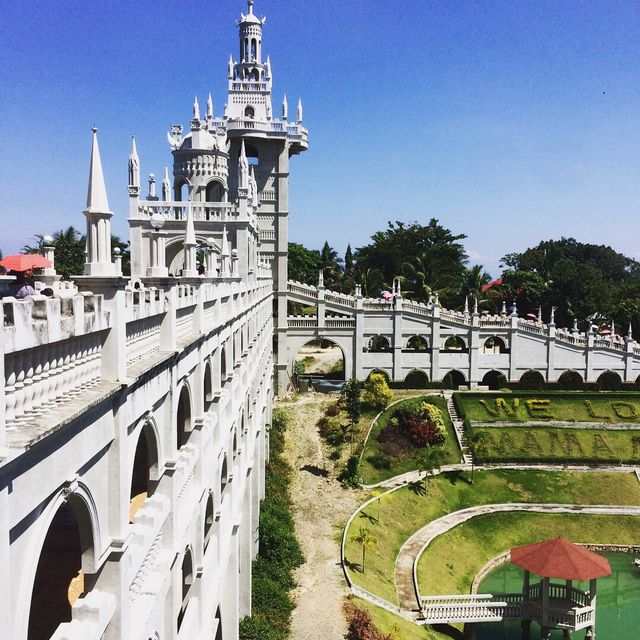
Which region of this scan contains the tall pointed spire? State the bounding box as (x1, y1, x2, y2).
(207, 92, 213, 118)
(86, 127, 111, 213)
(282, 94, 288, 120)
(128, 135, 140, 191)
(266, 55, 272, 79)
(628, 322, 633, 340)
(238, 140, 249, 189)
(464, 295, 469, 315)
(193, 96, 200, 120)
(162, 165, 171, 201)
(296, 98, 303, 123)
(228, 54, 234, 78)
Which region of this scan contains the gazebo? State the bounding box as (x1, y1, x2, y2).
(510, 537, 611, 639)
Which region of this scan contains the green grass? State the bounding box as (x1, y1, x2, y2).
(359, 395, 462, 485)
(344, 469, 640, 606)
(349, 597, 452, 639)
(472, 425, 640, 463)
(456, 391, 640, 424)
(417, 511, 640, 596)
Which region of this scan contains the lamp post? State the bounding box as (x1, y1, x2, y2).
(39, 234, 61, 287)
(147, 212, 168, 277)
(112, 246, 122, 276)
(205, 237, 219, 277)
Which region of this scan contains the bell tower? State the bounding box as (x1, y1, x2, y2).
(227, 0, 309, 394)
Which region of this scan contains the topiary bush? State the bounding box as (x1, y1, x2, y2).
(361, 373, 393, 410)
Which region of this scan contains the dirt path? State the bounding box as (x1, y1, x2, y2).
(280, 394, 365, 640)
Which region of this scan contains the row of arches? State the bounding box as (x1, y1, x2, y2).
(364, 334, 508, 354)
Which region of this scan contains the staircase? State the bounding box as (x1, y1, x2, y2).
(446, 394, 474, 465)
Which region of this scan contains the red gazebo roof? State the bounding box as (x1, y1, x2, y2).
(510, 537, 611, 581)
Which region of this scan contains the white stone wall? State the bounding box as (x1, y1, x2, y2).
(0, 272, 274, 640)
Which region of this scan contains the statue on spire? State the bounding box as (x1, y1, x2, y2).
(128, 135, 140, 192)
(238, 140, 249, 190)
(193, 96, 201, 120)
(206, 93, 213, 119)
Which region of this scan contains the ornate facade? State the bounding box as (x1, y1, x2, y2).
(0, 2, 298, 639)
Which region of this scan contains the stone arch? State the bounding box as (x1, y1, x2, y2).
(204, 492, 215, 550)
(220, 455, 229, 497)
(205, 179, 226, 203)
(482, 335, 508, 354)
(404, 335, 429, 352)
(203, 359, 214, 413)
(405, 369, 429, 388)
(442, 335, 468, 352)
(557, 369, 584, 390)
(481, 370, 507, 390)
(367, 334, 391, 353)
(178, 546, 195, 630)
(519, 369, 545, 390)
(597, 370, 623, 391)
(220, 345, 228, 382)
(442, 369, 467, 389)
(129, 420, 160, 523)
(174, 177, 192, 202)
(176, 382, 193, 449)
(292, 337, 346, 381)
(21, 485, 101, 640)
(367, 368, 391, 383)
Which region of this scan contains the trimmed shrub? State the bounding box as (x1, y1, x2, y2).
(343, 601, 393, 640)
(325, 402, 341, 417)
(361, 373, 393, 410)
(338, 455, 361, 487)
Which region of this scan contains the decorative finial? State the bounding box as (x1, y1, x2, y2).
(473, 297, 479, 315)
(537, 305, 542, 322)
(282, 94, 288, 120)
(464, 295, 469, 315)
(207, 92, 213, 118)
(296, 98, 303, 123)
(628, 322, 633, 340)
(248, 0, 254, 14)
(550, 306, 556, 325)
(193, 96, 200, 120)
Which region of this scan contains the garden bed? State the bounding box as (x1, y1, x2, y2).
(359, 395, 461, 485)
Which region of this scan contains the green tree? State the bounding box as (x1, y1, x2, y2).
(350, 526, 377, 573)
(414, 444, 445, 495)
(344, 244, 354, 276)
(459, 264, 494, 310)
(288, 242, 320, 285)
(341, 378, 364, 452)
(319, 241, 343, 289)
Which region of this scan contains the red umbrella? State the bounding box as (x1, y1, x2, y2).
(0, 254, 52, 272)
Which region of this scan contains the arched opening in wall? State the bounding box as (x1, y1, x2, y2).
(367, 335, 391, 353)
(443, 336, 468, 353)
(204, 493, 215, 550)
(404, 335, 429, 352)
(294, 338, 345, 383)
(482, 370, 507, 390)
(250, 38, 257, 61)
(442, 369, 467, 390)
(130, 423, 158, 523)
(405, 369, 429, 388)
(519, 369, 545, 390)
(220, 456, 229, 496)
(27, 498, 94, 640)
(367, 369, 390, 384)
(221, 347, 228, 383)
(232, 431, 238, 459)
(205, 180, 224, 203)
(597, 370, 623, 391)
(482, 336, 508, 354)
(177, 547, 194, 630)
(214, 606, 223, 640)
(177, 385, 192, 449)
(557, 370, 584, 390)
(244, 105, 255, 119)
(203, 362, 214, 413)
(175, 180, 190, 204)
(245, 144, 259, 166)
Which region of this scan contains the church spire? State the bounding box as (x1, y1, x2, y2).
(162, 164, 171, 201)
(86, 127, 111, 213)
(128, 135, 140, 193)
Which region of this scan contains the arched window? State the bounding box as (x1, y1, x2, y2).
(204, 363, 213, 413)
(244, 105, 255, 118)
(129, 423, 158, 523)
(482, 370, 507, 390)
(557, 370, 584, 390)
(178, 548, 194, 630)
(442, 370, 467, 389)
(250, 39, 257, 61)
(520, 370, 545, 390)
(177, 386, 191, 449)
(482, 336, 507, 354)
(245, 144, 259, 166)
(220, 456, 229, 496)
(405, 369, 429, 388)
(443, 336, 467, 352)
(204, 493, 215, 549)
(405, 335, 428, 352)
(221, 347, 227, 382)
(597, 370, 622, 391)
(205, 181, 224, 203)
(367, 335, 391, 353)
(176, 181, 190, 204)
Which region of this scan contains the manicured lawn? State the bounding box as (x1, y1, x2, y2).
(350, 597, 451, 639)
(471, 425, 640, 463)
(359, 395, 461, 485)
(344, 469, 640, 606)
(417, 511, 640, 596)
(456, 391, 640, 424)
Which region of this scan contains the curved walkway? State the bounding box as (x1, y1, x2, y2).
(395, 502, 640, 614)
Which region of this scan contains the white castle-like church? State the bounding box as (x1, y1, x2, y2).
(0, 2, 305, 639)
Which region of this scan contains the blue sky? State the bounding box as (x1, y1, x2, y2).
(1, 0, 638, 277)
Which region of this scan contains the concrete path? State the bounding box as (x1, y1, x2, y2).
(394, 502, 640, 613)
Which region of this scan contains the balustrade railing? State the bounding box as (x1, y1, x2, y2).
(126, 315, 162, 367)
(325, 292, 356, 308)
(259, 229, 276, 241)
(479, 316, 511, 327)
(287, 281, 318, 299)
(440, 310, 471, 325)
(137, 201, 239, 222)
(325, 318, 355, 329)
(4, 333, 103, 422)
(362, 299, 393, 311)
(287, 316, 317, 328)
(176, 306, 195, 341)
(403, 300, 431, 317)
(555, 332, 588, 347)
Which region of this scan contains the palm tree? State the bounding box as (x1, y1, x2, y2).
(414, 445, 445, 495)
(318, 241, 343, 289)
(350, 526, 377, 573)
